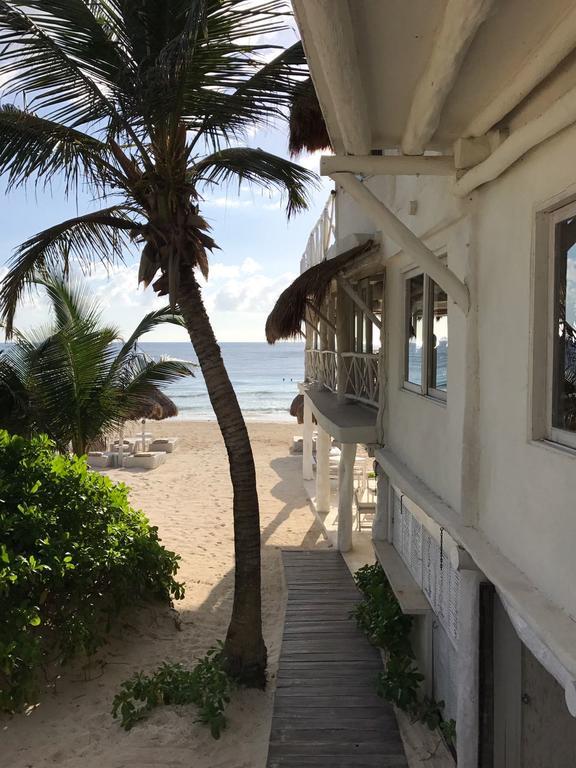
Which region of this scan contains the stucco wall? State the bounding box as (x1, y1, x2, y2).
(334, 125, 576, 618)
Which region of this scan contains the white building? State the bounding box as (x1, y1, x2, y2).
(267, 2, 576, 766)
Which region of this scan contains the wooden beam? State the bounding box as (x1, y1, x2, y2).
(320, 154, 454, 177)
(292, 0, 371, 155)
(402, 0, 495, 156)
(453, 136, 492, 170)
(337, 277, 382, 330)
(464, 5, 576, 138)
(455, 85, 576, 196)
(306, 299, 337, 334)
(333, 172, 470, 314)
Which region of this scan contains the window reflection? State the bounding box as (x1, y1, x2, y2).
(553, 217, 576, 433)
(407, 275, 424, 386)
(430, 282, 448, 391)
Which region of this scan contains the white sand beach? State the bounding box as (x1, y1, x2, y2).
(2, 421, 327, 768)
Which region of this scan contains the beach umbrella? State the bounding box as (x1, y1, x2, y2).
(127, 389, 178, 453)
(290, 394, 304, 424)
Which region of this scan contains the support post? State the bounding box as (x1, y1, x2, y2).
(372, 464, 389, 542)
(303, 396, 314, 481)
(315, 426, 331, 514)
(332, 172, 470, 314)
(337, 442, 357, 552)
(336, 282, 352, 403)
(457, 569, 482, 768)
(377, 275, 387, 445)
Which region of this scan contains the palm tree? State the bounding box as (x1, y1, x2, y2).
(0, 1, 315, 685)
(0, 273, 192, 454)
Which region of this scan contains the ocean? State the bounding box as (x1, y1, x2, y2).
(140, 341, 304, 421)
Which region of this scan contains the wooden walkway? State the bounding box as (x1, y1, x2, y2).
(266, 550, 408, 768)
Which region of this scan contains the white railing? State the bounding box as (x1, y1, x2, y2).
(341, 353, 379, 405)
(305, 350, 337, 392)
(306, 350, 379, 406)
(300, 194, 335, 273)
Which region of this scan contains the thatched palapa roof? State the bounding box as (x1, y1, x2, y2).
(130, 388, 178, 421)
(265, 239, 375, 344)
(289, 77, 331, 156)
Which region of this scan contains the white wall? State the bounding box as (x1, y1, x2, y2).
(333, 122, 576, 619)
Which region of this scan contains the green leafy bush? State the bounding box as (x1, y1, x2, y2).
(352, 563, 456, 747)
(112, 646, 234, 739)
(0, 430, 184, 711)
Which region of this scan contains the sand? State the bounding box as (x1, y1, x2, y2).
(2, 421, 327, 768)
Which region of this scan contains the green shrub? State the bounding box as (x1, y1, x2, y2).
(112, 646, 234, 739)
(0, 430, 184, 711)
(352, 563, 456, 747)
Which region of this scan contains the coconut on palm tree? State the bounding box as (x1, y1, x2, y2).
(0, 273, 192, 454)
(0, 0, 316, 685)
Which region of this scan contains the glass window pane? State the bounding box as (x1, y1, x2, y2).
(406, 275, 424, 385)
(553, 216, 576, 433)
(430, 281, 448, 392)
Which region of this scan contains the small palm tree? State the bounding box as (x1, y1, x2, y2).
(0, 274, 192, 455)
(0, 1, 315, 684)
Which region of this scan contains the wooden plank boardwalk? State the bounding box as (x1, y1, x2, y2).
(266, 550, 408, 768)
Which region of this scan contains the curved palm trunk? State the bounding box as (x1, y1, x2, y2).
(177, 271, 267, 688)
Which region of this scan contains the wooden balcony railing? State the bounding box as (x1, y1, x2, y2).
(300, 195, 335, 273)
(305, 349, 379, 406)
(305, 350, 337, 392)
(341, 353, 379, 406)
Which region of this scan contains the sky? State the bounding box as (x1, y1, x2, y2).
(0, 21, 332, 343)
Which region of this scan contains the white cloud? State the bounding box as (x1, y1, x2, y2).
(241, 256, 262, 274)
(209, 270, 295, 314)
(5, 256, 294, 343)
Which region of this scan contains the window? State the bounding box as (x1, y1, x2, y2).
(548, 204, 576, 445)
(405, 272, 448, 398)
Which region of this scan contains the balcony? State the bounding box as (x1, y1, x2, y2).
(305, 348, 379, 408)
(300, 195, 335, 273)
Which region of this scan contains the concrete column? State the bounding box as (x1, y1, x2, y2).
(372, 463, 389, 542)
(337, 442, 357, 552)
(316, 425, 331, 513)
(302, 396, 314, 481)
(456, 569, 482, 768)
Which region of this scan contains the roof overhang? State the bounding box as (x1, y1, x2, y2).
(265, 238, 378, 343)
(293, 0, 576, 191)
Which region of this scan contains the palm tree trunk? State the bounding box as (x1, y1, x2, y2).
(177, 271, 267, 688)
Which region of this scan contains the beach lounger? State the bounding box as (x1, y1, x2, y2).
(148, 437, 179, 453)
(123, 451, 167, 469)
(87, 451, 113, 469)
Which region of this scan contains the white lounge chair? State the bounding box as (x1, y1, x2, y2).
(87, 451, 113, 469)
(123, 451, 167, 469)
(148, 437, 179, 453)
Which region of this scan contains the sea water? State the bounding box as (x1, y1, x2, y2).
(140, 341, 305, 422)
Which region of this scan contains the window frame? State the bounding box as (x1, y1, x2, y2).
(545, 201, 576, 451)
(403, 268, 448, 402)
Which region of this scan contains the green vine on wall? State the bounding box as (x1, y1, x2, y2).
(351, 563, 457, 748)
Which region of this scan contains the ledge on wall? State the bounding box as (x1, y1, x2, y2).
(373, 539, 430, 615)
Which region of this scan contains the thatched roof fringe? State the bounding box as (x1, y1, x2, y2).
(265, 239, 375, 344)
(129, 388, 178, 421)
(289, 77, 332, 156)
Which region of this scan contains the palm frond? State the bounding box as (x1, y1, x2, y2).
(0, 1, 124, 128)
(194, 146, 318, 217)
(118, 356, 194, 417)
(0, 207, 138, 334)
(32, 272, 105, 331)
(0, 105, 115, 190)
(110, 306, 187, 375)
(190, 41, 307, 144)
